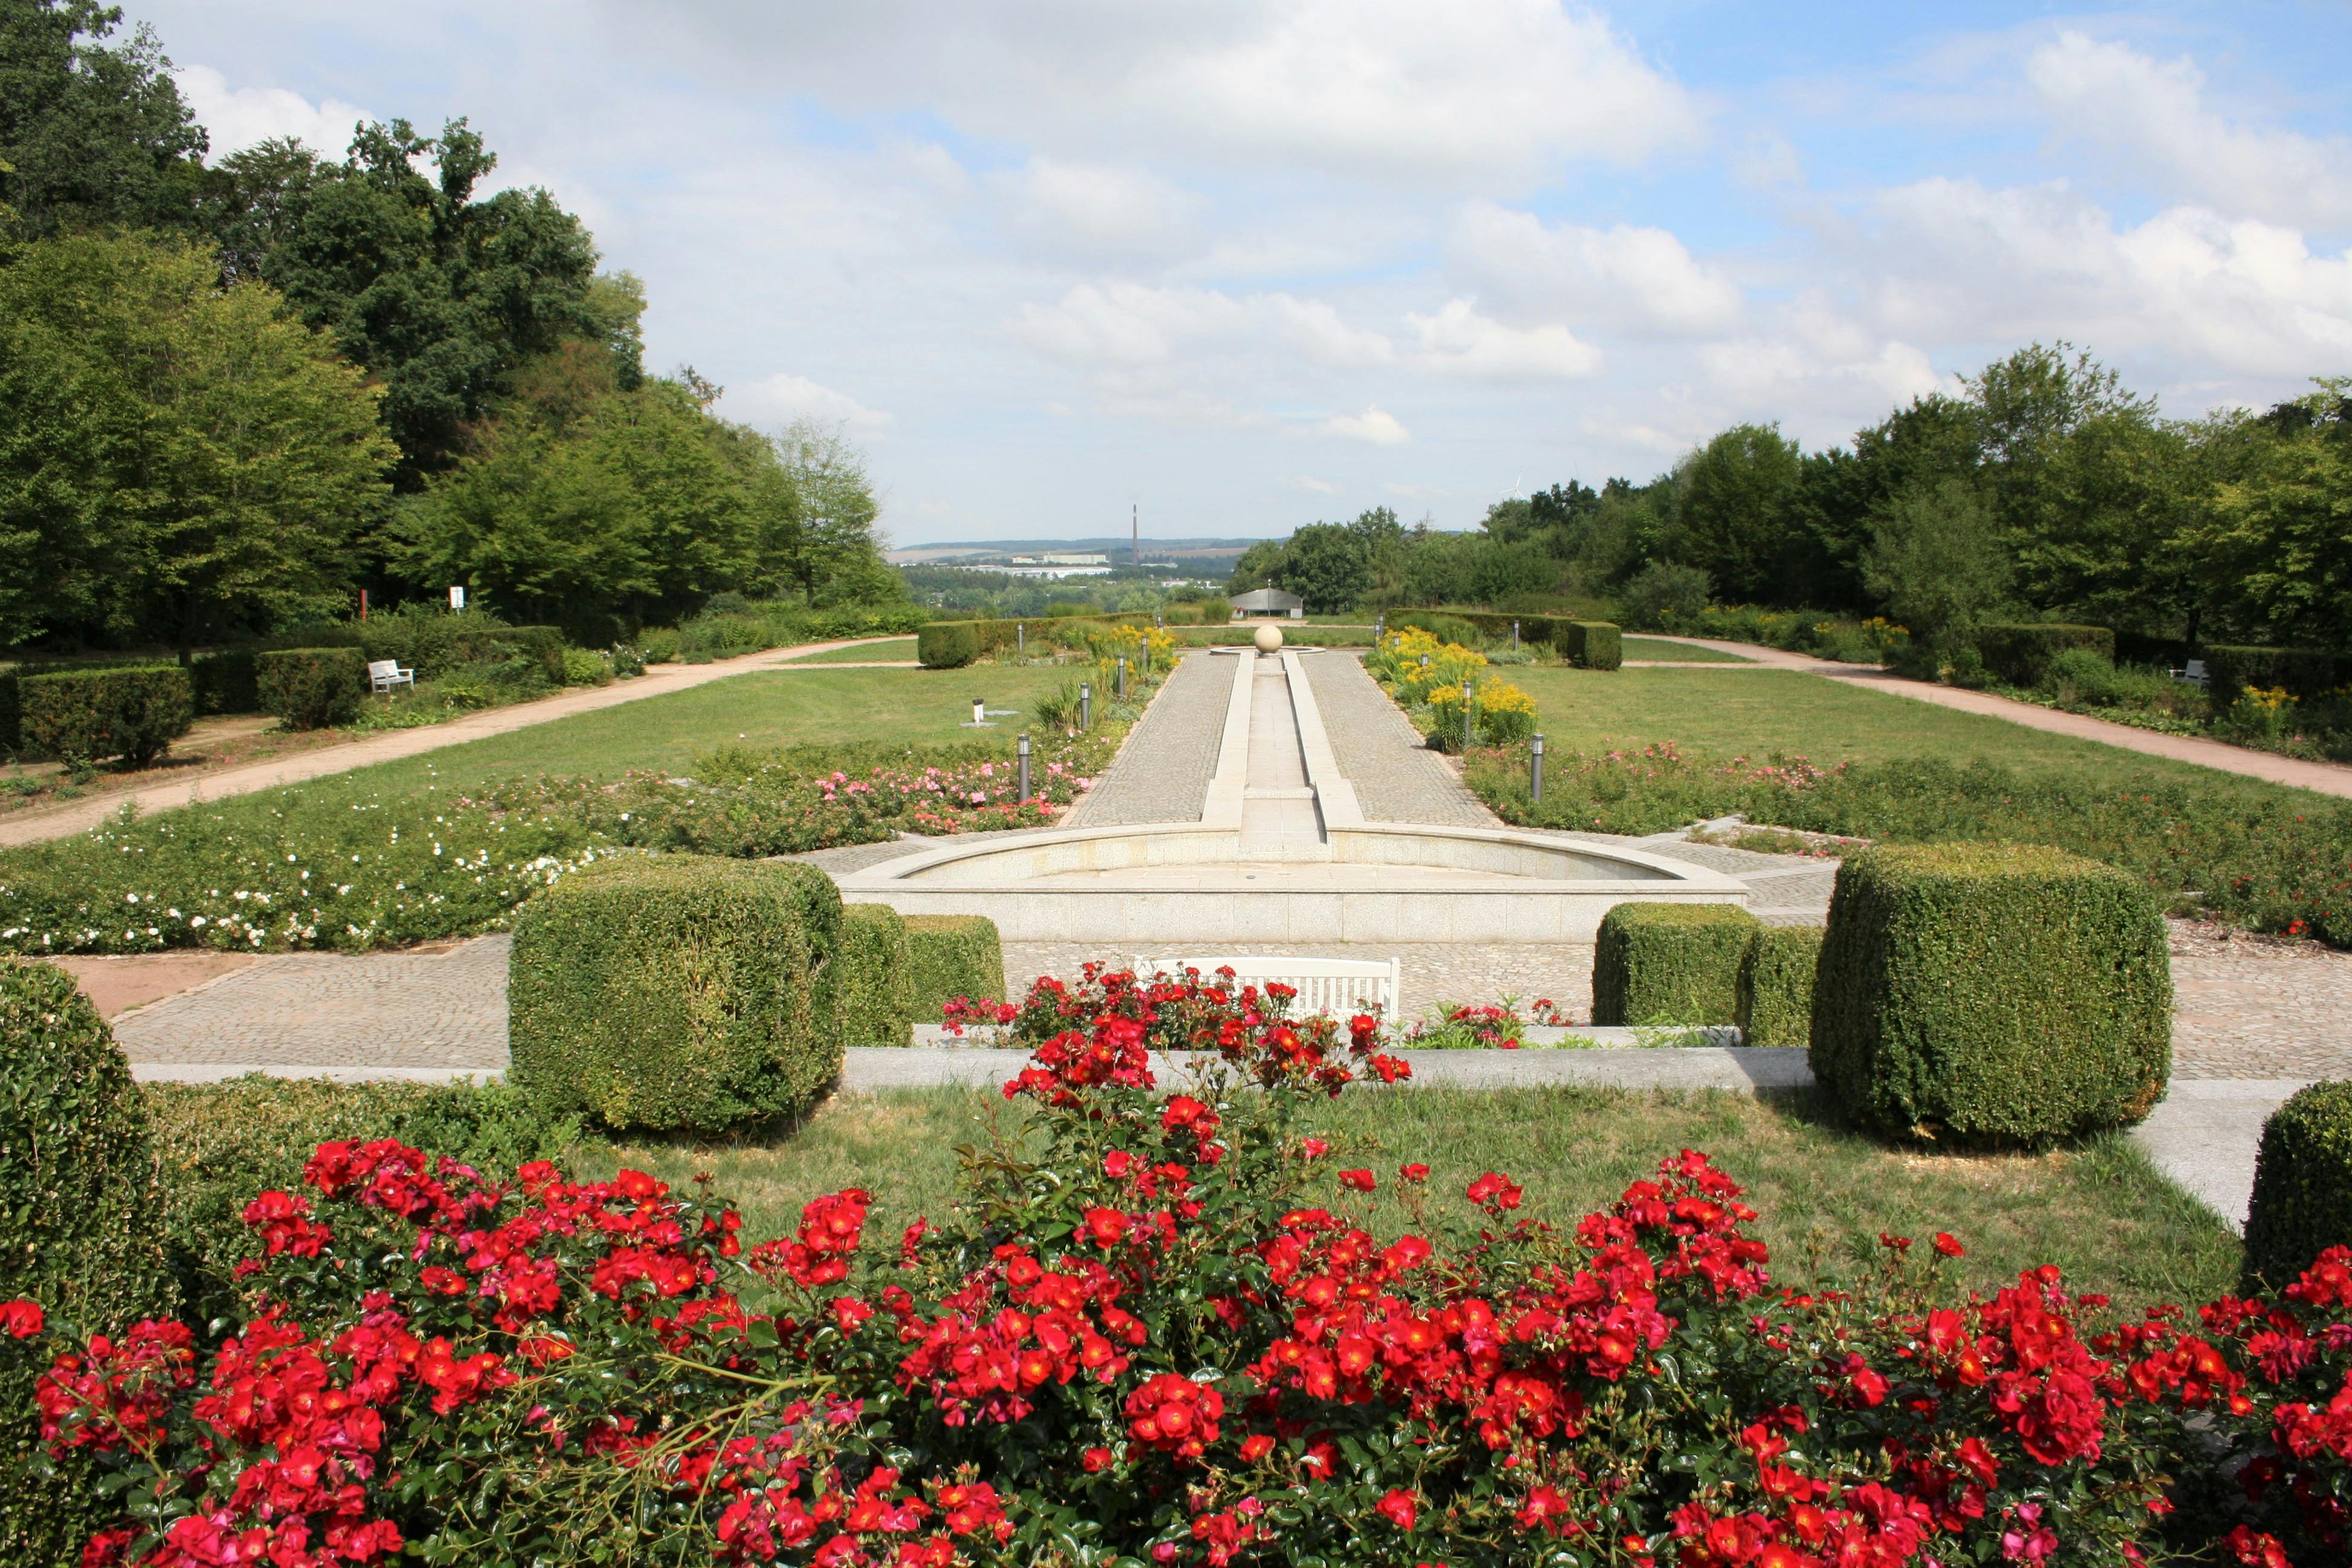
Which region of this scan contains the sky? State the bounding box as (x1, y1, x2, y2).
(134, 1, 2352, 545)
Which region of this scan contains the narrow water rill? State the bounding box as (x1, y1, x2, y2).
(836, 647, 1749, 942)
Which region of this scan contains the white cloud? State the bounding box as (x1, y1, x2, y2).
(996, 157, 1203, 257)
(175, 63, 369, 156)
(1289, 475, 1342, 494)
(1446, 204, 1744, 336)
(607, 0, 1705, 191)
(1319, 406, 1411, 445)
(1013, 283, 1393, 371)
(722, 373, 894, 439)
(2027, 31, 2352, 228)
(1406, 299, 1602, 379)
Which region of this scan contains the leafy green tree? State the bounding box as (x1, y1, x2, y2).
(1271, 522, 1370, 612)
(0, 1, 205, 238)
(0, 233, 394, 653)
(1862, 478, 2010, 660)
(2192, 382, 2352, 647)
(771, 419, 895, 606)
(1676, 422, 1810, 604)
(1227, 539, 1287, 595)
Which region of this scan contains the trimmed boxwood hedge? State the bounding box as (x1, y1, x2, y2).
(904, 913, 1005, 1020)
(2201, 644, 2340, 703)
(2242, 1080, 2352, 1289)
(1736, 925, 1823, 1050)
(0, 962, 176, 1568)
(258, 646, 369, 729)
(918, 621, 981, 669)
(1563, 620, 1622, 671)
(508, 855, 845, 1134)
(1976, 623, 2116, 687)
(1809, 843, 2172, 1146)
(19, 665, 193, 766)
(1591, 903, 1762, 1027)
(839, 903, 916, 1048)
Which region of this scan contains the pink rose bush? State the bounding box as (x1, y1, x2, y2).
(7, 969, 2352, 1566)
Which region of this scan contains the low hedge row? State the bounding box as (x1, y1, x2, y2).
(1975, 623, 2115, 687)
(19, 665, 193, 766)
(257, 646, 369, 729)
(1590, 903, 1761, 1026)
(1735, 925, 1822, 1050)
(2203, 644, 2340, 702)
(838, 902, 916, 1049)
(905, 913, 1004, 1020)
(1408, 609, 1624, 670)
(2243, 1080, 2352, 1289)
(1811, 843, 2171, 1146)
(913, 612, 1157, 670)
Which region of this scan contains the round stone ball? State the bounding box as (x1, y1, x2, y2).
(1253, 622, 1285, 654)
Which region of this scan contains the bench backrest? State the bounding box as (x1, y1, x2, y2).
(367, 660, 401, 678)
(1135, 954, 1400, 1019)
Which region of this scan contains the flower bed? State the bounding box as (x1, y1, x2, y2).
(1465, 740, 2352, 949)
(13, 965, 2350, 1566)
(1365, 628, 1537, 749)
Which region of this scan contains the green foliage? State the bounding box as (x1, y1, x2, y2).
(560, 646, 612, 686)
(1591, 903, 1762, 1027)
(918, 621, 979, 669)
(1976, 623, 2116, 687)
(508, 855, 844, 1134)
(1736, 926, 1823, 1050)
(19, 664, 191, 765)
(189, 646, 260, 714)
(1863, 477, 2009, 658)
(257, 646, 368, 730)
(837, 903, 915, 1049)
(1563, 620, 1622, 671)
(1270, 520, 1372, 612)
(0, 0, 207, 239)
(2243, 1080, 2352, 1289)
(0, 961, 176, 1568)
(1809, 843, 2172, 1146)
(2201, 644, 2340, 703)
(1618, 561, 1713, 630)
(141, 1075, 573, 1321)
(904, 913, 1005, 1019)
(1679, 422, 1812, 604)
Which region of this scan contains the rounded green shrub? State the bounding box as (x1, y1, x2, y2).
(258, 646, 368, 729)
(838, 903, 916, 1048)
(1809, 843, 2171, 1146)
(2243, 1080, 2352, 1290)
(20, 665, 193, 765)
(0, 962, 176, 1568)
(1976, 623, 2115, 687)
(1736, 925, 1823, 1050)
(1591, 902, 1762, 1027)
(904, 913, 1004, 1020)
(508, 855, 845, 1134)
(918, 621, 981, 669)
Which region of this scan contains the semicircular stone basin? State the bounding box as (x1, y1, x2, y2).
(834, 822, 1749, 944)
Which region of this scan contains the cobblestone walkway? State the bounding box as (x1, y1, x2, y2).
(1296, 653, 1498, 828)
(1058, 650, 1230, 828)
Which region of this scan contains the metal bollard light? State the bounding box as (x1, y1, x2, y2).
(1531, 733, 1545, 803)
(1376, 611, 1385, 639)
(1462, 678, 1474, 750)
(1512, 619, 1520, 650)
(1017, 623, 1025, 656)
(1080, 682, 1092, 728)
(1117, 656, 1128, 699)
(1018, 731, 1031, 801)
(971, 696, 985, 725)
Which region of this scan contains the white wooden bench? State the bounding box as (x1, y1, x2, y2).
(1135, 955, 1400, 1020)
(368, 658, 415, 694)
(2170, 658, 2208, 688)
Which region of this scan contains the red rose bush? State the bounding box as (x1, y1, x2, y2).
(7, 965, 2351, 1566)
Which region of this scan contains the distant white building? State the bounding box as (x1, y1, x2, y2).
(1231, 587, 1305, 619)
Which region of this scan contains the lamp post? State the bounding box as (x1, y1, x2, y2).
(971, 697, 985, 725)
(1117, 656, 1128, 700)
(1018, 731, 1031, 802)
(1512, 619, 1520, 650)
(1375, 610, 1385, 639)
(1080, 682, 1092, 729)
(1462, 678, 1474, 751)
(1530, 733, 1545, 803)
(1017, 623, 1025, 656)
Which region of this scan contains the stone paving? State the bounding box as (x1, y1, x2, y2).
(1296, 653, 1498, 828)
(1058, 649, 1230, 828)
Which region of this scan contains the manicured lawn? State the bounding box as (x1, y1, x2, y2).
(777, 638, 918, 663)
(573, 1083, 2238, 1312)
(1620, 635, 1753, 663)
(1514, 665, 2308, 799)
(356, 664, 1092, 791)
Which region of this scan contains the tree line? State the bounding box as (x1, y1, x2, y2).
(1235, 343, 2350, 662)
(0, 1, 897, 658)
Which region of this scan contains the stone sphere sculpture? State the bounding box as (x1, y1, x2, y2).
(1253, 622, 1285, 654)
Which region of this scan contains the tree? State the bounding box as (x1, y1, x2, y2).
(0, 1, 206, 238)
(771, 418, 892, 607)
(0, 233, 394, 653)
(1676, 422, 1809, 604)
(1861, 479, 2010, 660)
(1271, 523, 1370, 612)
(1227, 539, 1286, 596)
(2191, 382, 2352, 648)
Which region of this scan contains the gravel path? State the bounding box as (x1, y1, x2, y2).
(1296, 653, 1498, 828)
(1059, 650, 1230, 828)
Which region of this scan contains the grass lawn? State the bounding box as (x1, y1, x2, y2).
(357, 664, 1094, 791)
(572, 1083, 2238, 1313)
(1512, 665, 2313, 800)
(1620, 636, 1753, 663)
(777, 638, 918, 663)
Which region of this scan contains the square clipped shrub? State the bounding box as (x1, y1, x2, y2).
(508, 855, 844, 1134)
(258, 646, 368, 730)
(1591, 902, 1762, 1026)
(2201, 644, 2340, 702)
(189, 647, 260, 714)
(1736, 925, 1823, 1050)
(918, 621, 981, 669)
(2243, 1080, 2352, 1290)
(838, 903, 916, 1048)
(904, 913, 1004, 1020)
(19, 665, 193, 765)
(1809, 843, 2171, 1146)
(1563, 620, 1623, 671)
(0, 962, 177, 1567)
(1975, 623, 2116, 687)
